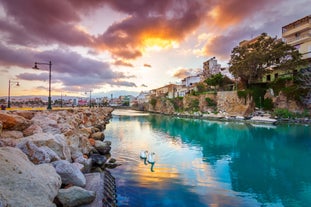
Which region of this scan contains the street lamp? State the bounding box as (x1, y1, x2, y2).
(85, 91, 92, 108)
(33, 61, 52, 110)
(7, 80, 20, 108)
(61, 92, 63, 108)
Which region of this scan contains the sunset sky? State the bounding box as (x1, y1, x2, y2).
(0, 0, 310, 98)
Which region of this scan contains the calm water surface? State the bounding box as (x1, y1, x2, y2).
(105, 109, 311, 207)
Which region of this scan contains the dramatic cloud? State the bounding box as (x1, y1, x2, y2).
(203, 27, 256, 60)
(207, 0, 280, 28)
(0, 0, 310, 96)
(173, 68, 202, 79)
(0, 0, 93, 47)
(95, 0, 210, 60)
(0, 43, 136, 88)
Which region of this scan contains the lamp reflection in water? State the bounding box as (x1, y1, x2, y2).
(7, 80, 20, 108)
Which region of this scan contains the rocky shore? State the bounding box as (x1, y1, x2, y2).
(0, 107, 118, 207)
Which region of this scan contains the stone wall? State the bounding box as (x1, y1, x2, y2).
(144, 91, 254, 116)
(216, 91, 254, 116)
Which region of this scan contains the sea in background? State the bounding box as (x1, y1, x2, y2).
(105, 109, 311, 207)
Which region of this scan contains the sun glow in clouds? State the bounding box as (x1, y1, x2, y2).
(143, 37, 179, 51)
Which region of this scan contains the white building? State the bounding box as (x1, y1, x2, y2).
(136, 91, 149, 104)
(203, 57, 221, 78)
(181, 75, 201, 87)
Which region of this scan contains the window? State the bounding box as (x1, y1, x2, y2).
(274, 73, 278, 80)
(266, 74, 271, 81)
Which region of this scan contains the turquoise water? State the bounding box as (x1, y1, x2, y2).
(105, 109, 311, 207)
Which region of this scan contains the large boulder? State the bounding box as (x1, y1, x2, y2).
(0, 112, 32, 131)
(18, 132, 71, 161)
(57, 186, 96, 207)
(0, 147, 61, 207)
(14, 110, 35, 120)
(16, 140, 60, 164)
(23, 124, 43, 136)
(31, 113, 61, 134)
(91, 132, 105, 141)
(52, 160, 86, 187)
(0, 130, 24, 139)
(94, 140, 111, 155)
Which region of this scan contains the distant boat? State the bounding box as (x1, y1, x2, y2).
(140, 150, 148, 159)
(249, 116, 277, 124)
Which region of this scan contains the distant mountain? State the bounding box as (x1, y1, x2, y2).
(0, 90, 141, 100)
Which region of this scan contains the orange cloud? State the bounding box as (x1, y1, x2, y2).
(96, 1, 208, 60)
(208, 0, 279, 28)
(114, 60, 134, 67)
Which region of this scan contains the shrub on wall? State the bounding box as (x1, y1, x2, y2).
(205, 97, 216, 107)
(187, 99, 199, 112)
(150, 98, 157, 109)
(263, 98, 273, 110)
(169, 97, 184, 111)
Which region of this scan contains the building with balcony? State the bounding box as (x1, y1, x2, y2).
(203, 57, 221, 78)
(152, 84, 178, 99)
(181, 75, 202, 87)
(282, 15, 311, 60)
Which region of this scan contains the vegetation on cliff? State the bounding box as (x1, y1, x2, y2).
(229, 33, 307, 88)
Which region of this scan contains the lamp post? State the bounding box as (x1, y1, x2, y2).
(33, 61, 52, 110)
(85, 91, 92, 108)
(61, 92, 63, 108)
(7, 80, 20, 108)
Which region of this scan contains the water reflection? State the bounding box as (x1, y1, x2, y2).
(147, 115, 311, 206)
(107, 110, 311, 206)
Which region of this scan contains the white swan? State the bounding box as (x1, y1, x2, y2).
(147, 152, 156, 164)
(140, 150, 148, 159)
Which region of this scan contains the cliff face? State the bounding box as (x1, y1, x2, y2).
(145, 91, 254, 116)
(217, 91, 254, 116)
(265, 89, 305, 112)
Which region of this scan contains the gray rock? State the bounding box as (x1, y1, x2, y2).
(94, 140, 111, 155)
(23, 123, 43, 136)
(16, 140, 51, 164)
(0, 147, 61, 207)
(91, 132, 104, 141)
(80, 173, 104, 207)
(57, 186, 96, 207)
(90, 154, 108, 166)
(0, 130, 24, 139)
(40, 146, 61, 162)
(18, 132, 71, 161)
(74, 156, 92, 173)
(52, 160, 86, 187)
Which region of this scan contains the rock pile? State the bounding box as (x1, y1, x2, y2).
(0, 107, 118, 207)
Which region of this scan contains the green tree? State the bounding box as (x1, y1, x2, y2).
(196, 82, 207, 93)
(229, 33, 306, 88)
(150, 98, 157, 108)
(205, 73, 224, 91)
